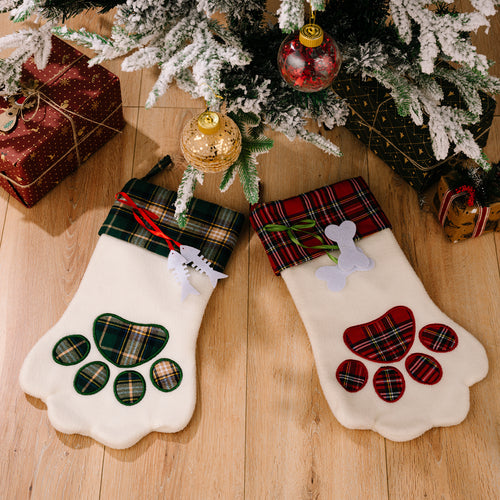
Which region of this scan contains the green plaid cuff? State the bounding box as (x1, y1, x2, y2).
(99, 178, 245, 273)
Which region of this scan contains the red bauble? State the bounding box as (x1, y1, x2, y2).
(277, 24, 341, 93)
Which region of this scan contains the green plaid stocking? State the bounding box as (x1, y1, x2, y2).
(20, 166, 244, 448)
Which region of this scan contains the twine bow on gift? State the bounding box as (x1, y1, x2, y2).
(16, 81, 123, 167)
(0, 67, 124, 189)
(264, 219, 339, 263)
(438, 184, 490, 238)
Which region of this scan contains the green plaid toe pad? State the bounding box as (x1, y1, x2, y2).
(53, 335, 90, 365)
(151, 359, 183, 392)
(74, 362, 110, 395)
(114, 371, 146, 406)
(99, 178, 245, 273)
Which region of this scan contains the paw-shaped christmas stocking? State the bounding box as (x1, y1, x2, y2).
(20, 175, 244, 448)
(250, 177, 488, 441)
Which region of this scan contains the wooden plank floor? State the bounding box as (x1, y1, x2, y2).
(0, 7, 499, 500)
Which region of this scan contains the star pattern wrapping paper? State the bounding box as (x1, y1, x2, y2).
(0, 36, 125, 207)
(332, 69, 496, 192)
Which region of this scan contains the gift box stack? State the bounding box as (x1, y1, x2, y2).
(432, 163, 500, 242)
(0, 36, 125, 207)
(331, 69, 497, 192)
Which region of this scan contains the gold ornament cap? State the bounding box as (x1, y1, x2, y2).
(299, 24, 324, 48)
(197, 111, 221, 135)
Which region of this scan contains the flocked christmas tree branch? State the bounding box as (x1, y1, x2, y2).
(389, 0, 495, 74)
(342, 36, 500, 169)
(0, 0, 498, 205)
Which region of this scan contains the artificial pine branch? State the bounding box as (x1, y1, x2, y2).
(0, 1, 22, 13)
(277, 0, 305, 32)
(341, 35, 499, 169)
(219, 111, 273, 201)
(389, 0, 492, 74)
(433, 64, 500, 119)
(40, 0, 121, 20)
(174, 165, 205, 229)
(0, 0, 498, 175)
(9, 0, 40, 22)
(0, 22, 53, 95)
(298, 129, 342, 156)
(219, 164, 238, 193)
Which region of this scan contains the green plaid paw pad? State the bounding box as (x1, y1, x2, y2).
(52, 313, 182, 406)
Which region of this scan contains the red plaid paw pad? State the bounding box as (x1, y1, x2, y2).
(336, 306, 458, 402)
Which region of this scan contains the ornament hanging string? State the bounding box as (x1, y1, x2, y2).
(204, 83, 224, 112)
(310, 7, 316, 25)
(115, 192, 181, 251)
(205, 83, 224, 102)
(264, 219, 339, 263)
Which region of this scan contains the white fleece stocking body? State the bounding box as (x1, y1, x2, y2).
(250, 176, 488, 441)
(20, 174, 244, 448)
(282, 229, 488, 441)
(20, 235, 214, 448)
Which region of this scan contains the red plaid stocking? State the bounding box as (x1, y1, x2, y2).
(250, 177, 488, 441)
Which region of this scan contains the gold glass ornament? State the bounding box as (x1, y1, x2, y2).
(180, 111, 242, 173)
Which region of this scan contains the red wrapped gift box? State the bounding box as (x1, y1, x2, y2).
(0, 36, 125, 207)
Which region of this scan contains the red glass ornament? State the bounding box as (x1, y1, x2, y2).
(277, 24, 341, 92)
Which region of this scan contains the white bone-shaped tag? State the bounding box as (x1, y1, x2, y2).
(324, 220, 373, 272)
(315, 265, 351, 292)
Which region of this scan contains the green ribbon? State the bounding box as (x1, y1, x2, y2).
(264, 218, 339, 264)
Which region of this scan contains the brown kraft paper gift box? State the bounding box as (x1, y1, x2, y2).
(0, 36, 125, 207)
(433, 171, 500, 242)
(331, 68, 496, 192)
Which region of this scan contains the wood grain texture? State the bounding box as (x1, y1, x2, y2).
(0, 188, 8, 244)
(366, 135, 500, 500)
(246, 126, 389, 500)
(0, 104, 137, 500)
(98, 107, 248, 500)
(0, 6, 498, 500)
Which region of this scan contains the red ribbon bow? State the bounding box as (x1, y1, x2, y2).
(115, 192, 181, 251)
(453, 185, 476, 207)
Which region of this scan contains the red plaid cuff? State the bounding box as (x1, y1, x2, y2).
(249, 177, 391, 275)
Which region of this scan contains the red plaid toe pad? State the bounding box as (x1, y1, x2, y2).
(249, 177, 391, 275)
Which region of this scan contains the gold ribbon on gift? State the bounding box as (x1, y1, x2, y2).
(20, 82, 123, 165)
(0, 105, 122, 189)
(332, 91, 490, 172)
(0, 52, 123, 189)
